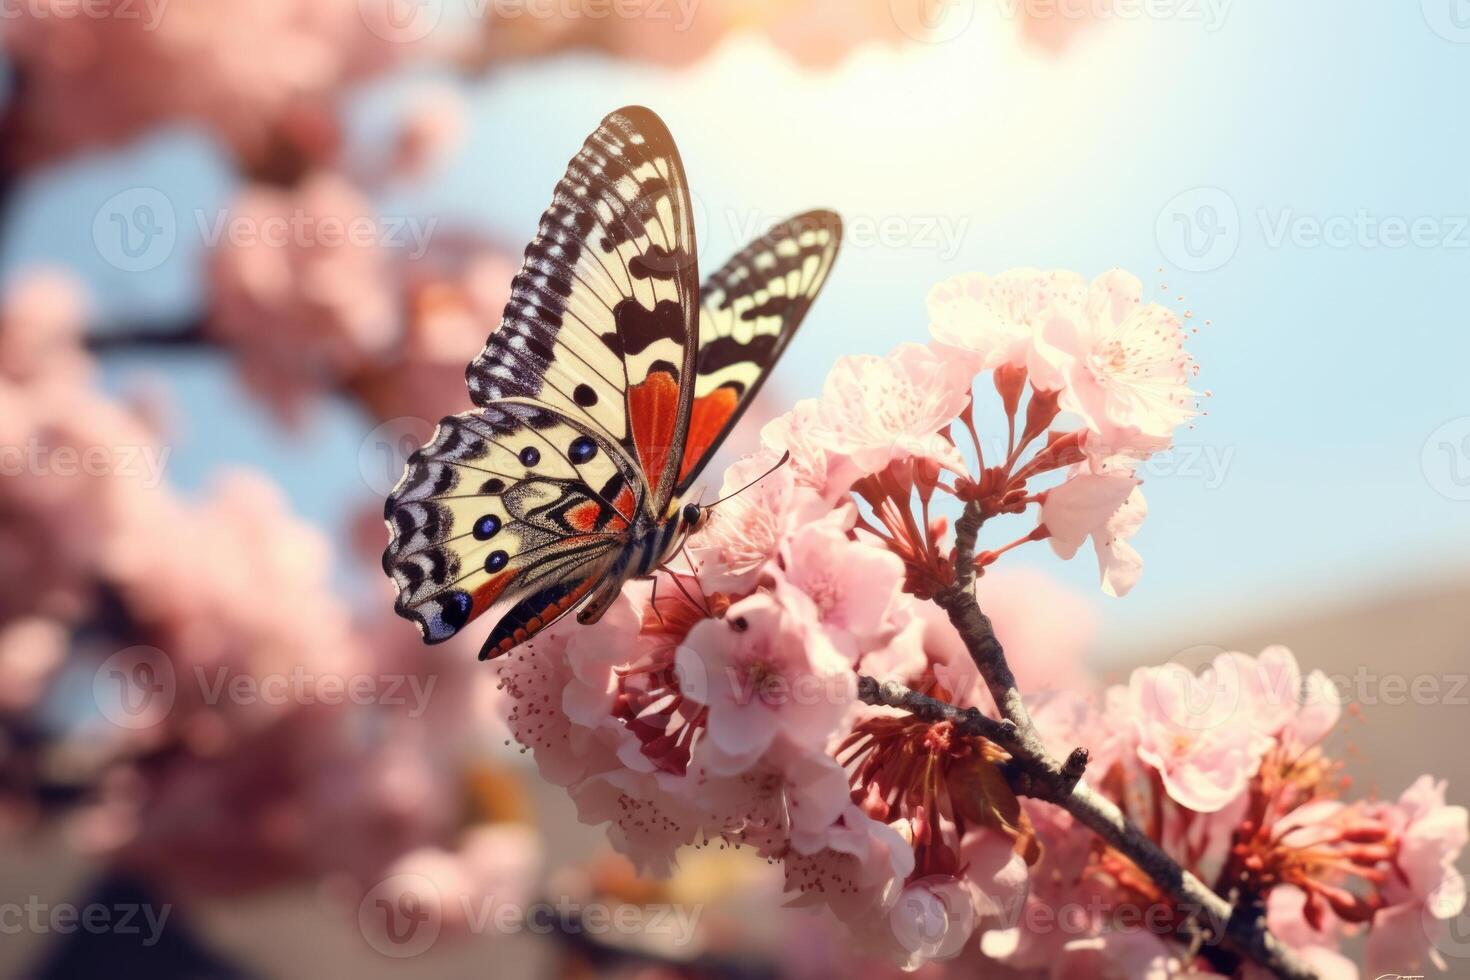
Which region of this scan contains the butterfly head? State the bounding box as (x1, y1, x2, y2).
(680, 501, 706, 531)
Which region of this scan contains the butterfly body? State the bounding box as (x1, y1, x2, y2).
(383, 106, 840, 660)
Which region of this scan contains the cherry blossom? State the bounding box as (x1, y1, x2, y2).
(1365, 776, 1470, 974)
(773, 520, 907, 658)
(1127, 654, 1273, 813)
(760, 397, 862, 502)
(811, 343, 972, 477)
(688, 449, 838, 593)
(927, 267, 1085, 382)
(681, 591, 855, 774)
(1041, 468, 1140, 561)
(1038, 268, 1199, 458)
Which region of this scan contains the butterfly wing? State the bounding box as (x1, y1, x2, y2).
(676, 210, 843, 493)
(465, 105, 701, 517)
(383, 402, 642, 658)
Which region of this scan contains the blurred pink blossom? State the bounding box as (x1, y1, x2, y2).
(207, 173, 397, 424)
(348, 241, 517, 425)
(474, 0, 912, 71)
(1, 0, 401, 173)
(388, 86, 467, 182)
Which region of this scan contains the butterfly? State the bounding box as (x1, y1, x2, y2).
(382, 106, 842, 660)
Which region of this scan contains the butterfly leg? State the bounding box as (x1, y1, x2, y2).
(647, 574, 667, 626)
(674, 543, 712, 617)
(575, 573, 626, 627)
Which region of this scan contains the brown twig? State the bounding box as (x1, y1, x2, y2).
(857, 500, 1319, 980)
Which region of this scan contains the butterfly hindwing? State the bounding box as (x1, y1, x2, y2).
(465, 105, 701, 515)
(383, 402, 640, 651)
(677, 210, 843, 491)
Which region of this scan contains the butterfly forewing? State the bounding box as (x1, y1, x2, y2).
(465, 105, 701, 514)
(676, 210, 843, 492)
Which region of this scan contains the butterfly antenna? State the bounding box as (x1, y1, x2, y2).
(705, 451, 791, 510)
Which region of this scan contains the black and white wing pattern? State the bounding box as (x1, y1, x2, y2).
(464, 105, 702, 515)
(674, 210, 843, 492)
(382, 402, 644, 657)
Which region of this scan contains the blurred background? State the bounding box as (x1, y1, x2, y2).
(0, 1, 1467, 977)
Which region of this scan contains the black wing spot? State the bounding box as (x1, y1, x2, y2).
(441, 590, 473, 631)
(568, 436, 598, 464)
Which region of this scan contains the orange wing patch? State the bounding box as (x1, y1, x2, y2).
(566, 500, 602, 532)
(469, 571, 516, 620)
(628, 369, 682, 490)
(613, 486, 637, 522)
(678, 387, 740, 483)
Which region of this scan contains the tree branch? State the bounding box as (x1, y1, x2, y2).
(857, 500, 1320, 980)
(84, 321, 211, 354)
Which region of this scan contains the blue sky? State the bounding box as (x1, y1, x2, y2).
(4, 3, 1468, 658)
